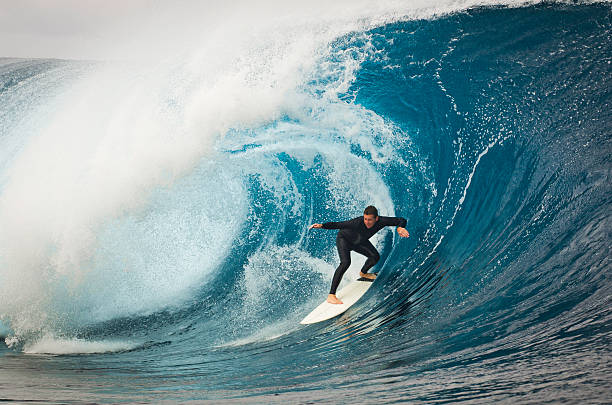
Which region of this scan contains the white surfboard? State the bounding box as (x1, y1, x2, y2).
(300, 278, 374, 324)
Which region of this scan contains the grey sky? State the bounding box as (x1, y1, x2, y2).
(0, 1, 175, 60)
(0, 0, 506, 60)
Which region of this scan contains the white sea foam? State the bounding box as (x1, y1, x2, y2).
(21, 336, 138, 355)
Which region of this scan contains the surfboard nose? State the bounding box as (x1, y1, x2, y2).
(300, 279, 374, 324)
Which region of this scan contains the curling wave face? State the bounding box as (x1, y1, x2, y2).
(0, 2, 610, 403)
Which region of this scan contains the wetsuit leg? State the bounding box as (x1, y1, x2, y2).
(352, 240, 380, 274)
(330, 236, 352, 295)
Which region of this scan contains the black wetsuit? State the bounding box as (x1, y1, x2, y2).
(322, 216, 407, 294)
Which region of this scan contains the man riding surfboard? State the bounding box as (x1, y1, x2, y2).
(309, 206, 410, 304)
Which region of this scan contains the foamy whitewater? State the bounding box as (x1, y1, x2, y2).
(0, 1, 610, 403)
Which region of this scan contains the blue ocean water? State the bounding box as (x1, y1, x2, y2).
(0, 3, 610, 403)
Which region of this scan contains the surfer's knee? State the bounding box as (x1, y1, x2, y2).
(368, 252, 380, 266)
(339, 258, 351, 269)
(370, 251, 380, 264)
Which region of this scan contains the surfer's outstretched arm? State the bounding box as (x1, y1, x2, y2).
(321, 218, 362, 230)
(378, 216, 410, 238)
(309, 218, 357, 230)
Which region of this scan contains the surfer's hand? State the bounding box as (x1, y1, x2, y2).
(309, 223, 323, 229)
(397, 227, 410, 238)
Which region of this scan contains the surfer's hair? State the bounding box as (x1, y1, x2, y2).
(364, 205, 378, 217)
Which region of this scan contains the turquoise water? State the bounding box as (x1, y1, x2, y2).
(1, 3, 610, 403)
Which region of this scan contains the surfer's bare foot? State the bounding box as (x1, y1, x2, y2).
(360, 272, 377, 280)
(327, 294, 343, 304)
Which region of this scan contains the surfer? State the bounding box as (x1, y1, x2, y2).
(309, 206, 409, 304)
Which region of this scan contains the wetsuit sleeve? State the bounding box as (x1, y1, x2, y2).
(379, 216, 408, 228)
(322, 217, 361, 230)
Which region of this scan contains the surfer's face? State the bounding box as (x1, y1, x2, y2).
(363, 214, 378, 229)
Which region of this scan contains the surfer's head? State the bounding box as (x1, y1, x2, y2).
(363, 205, 379, 228)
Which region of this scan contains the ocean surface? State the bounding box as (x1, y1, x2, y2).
(0, 2, 610, 403)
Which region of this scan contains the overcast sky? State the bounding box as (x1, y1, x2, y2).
(0, 1, 317, 60)
(0, 0, 247, 60)
(0, 0, 495, 60)
(0, 1, 151, 59)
